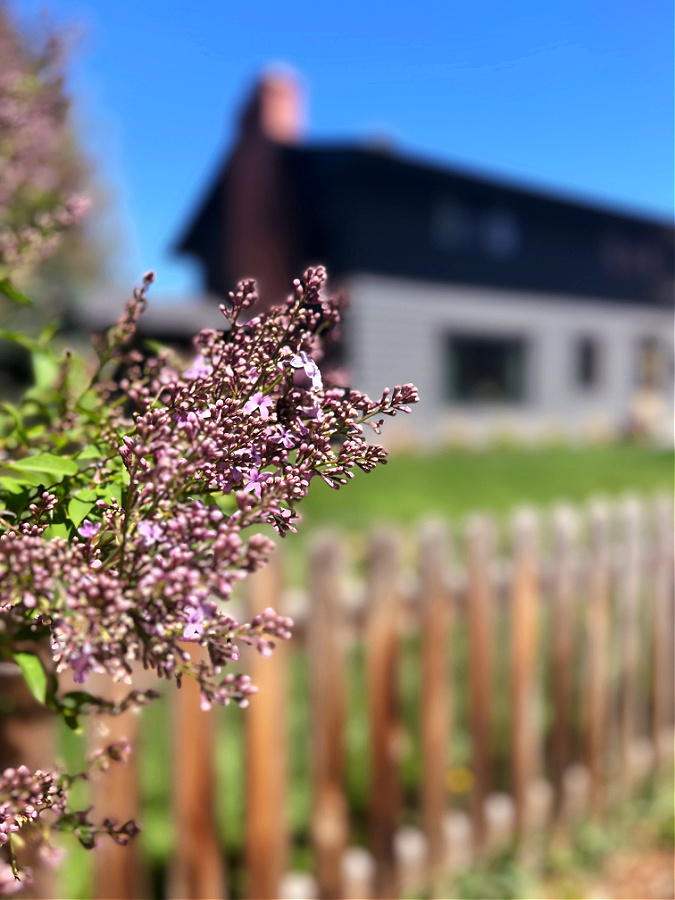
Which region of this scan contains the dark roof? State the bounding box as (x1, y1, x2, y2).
(176, 141, 674, 307)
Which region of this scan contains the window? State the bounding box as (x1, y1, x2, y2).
(480, 209, 521, 260)
(636, 337, 667, 388)
(445, 335, 528, 403)
(430, 201, 521, 261)
(430, 199, 473, 251)
(575, 337, 601, 389)
(599, 233, 664, 279)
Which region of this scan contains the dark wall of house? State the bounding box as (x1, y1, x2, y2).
(284, 146, 673, 307)
(177, 141, 674, 309)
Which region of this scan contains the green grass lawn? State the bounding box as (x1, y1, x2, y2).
(295, 443, 672, 534)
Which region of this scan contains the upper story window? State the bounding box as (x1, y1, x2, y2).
(599, 233, 664, 279)
(575, 336, 601, 389)
(445, 334, 528, 404)
(480, 209, 521, 260)
(430, 200, 473, 251)
(431, 200, 521, 261)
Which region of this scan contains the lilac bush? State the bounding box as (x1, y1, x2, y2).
(0, 265, 417, 888)
(0, 742, 138, 892)
(0, 6, 90, 293)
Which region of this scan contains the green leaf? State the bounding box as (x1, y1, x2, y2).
(76, 444, 105, 461)
(36, 321, 60, 349)
(0, 278, 32, 307)
(214, 492, 238, 514)
(42, 522, 70, 539)
(31, 350, 59, 391)
(0, 466, 47, 488)
(8, 453, 78, 478)
(67, 490, 98, 527)
(13, 651, 47, 704)
(76, 390, 100, 414)
(0, 329, 39, 351)
(0, 475, 30, 494)
(108, 482, 124, 505)
(0, 402, 28, 443)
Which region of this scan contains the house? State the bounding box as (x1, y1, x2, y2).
(175, 71, 674, 445)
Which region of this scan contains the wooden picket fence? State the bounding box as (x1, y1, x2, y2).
(81, 495, 673, 898)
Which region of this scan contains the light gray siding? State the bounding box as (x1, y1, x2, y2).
(344, 274, 673, 445)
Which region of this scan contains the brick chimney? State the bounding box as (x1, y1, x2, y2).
(238, 68, 305, 143)
(223, 68, 305, 309)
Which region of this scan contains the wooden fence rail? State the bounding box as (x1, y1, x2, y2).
(73, 494, 674, 898)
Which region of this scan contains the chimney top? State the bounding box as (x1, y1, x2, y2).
(241, 67, 305, 144)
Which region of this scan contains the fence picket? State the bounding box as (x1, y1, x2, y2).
(308, 534, 349, 900)
(91, 680, 144, 900)
(484, 792, 515, 856)
(652, 496, 674, 768)
(550, 505, 576, 824)
(341, 846, 376, 900)
(418, 520, 452, 888)
(394, 826, 428, 897)
(465, 515, 495, 856)
(244, 550, 289, 900)
(509, 509, 541, 843)
(618, 498, 642, 785)
(586, 502, 611, 816)
(0, 661, 56, 900)
(365, 529, 403, 899)
(168, 646, 226, 900)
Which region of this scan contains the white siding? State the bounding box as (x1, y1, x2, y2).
(344, 274, 673, 444)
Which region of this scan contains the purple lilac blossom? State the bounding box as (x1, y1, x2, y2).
(242, 392, 274, 419)
(77, 519, 100, 539)
(290, 351, 323, 390)
(218, 466, 243, 493)
(242, 467, 271, 500)
(198, 403, 216, 419)
(69, 645, 95, 684)
(270, 426, 295, 449)
(137, 520, 164, 545)
(184, 354, 214, 380)
(183, 604, 205, 640)
(303, 401, 324, 422)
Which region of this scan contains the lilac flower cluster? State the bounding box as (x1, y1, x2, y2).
(0, 742, 138, 894)
(0, 266, 416, 888)
(0, 267, 417, 714)
(0, 10, 90, 281)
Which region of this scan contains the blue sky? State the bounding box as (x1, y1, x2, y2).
(9, 0, 674, 296)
